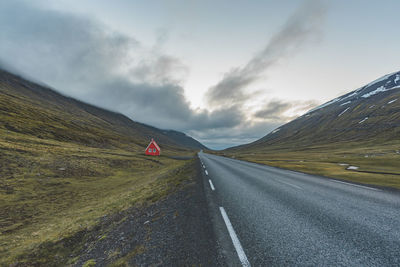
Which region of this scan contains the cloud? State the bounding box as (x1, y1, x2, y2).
(205, 0, 326, 107)
(254, 99, 318, 121)
(254, 100, 293, 120)
(0, 0, 324, 149)
(198, 0, 325, 148)
(0, 1, 137, 90)
(0, 0, 244, 135)
(190, 119, 283, 150)
(89, 78, 245, 131)
(192, 98, 319, 149)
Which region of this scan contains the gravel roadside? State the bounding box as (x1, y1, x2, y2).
(74, 158, 224, 266)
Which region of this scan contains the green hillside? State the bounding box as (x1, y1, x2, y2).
(219, 72, 400, 189)
(0, 69, 202, 265)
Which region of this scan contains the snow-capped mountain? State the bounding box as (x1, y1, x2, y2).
(307, 71, 400, 113)
(230, 71, 400, 151)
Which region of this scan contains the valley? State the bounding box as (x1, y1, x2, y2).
(2, 1, 400, 266)
(2, 67, 400, 266)
(0, 69, 207, 265)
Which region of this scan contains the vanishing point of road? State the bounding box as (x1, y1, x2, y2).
(198, 152, 400, 266)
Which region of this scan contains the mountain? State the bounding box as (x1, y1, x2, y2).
(0, 68, 206, 151)
(221, 71, 400, 190)
(0, 67, 206, 265)
(231, 71, 400, 151)
(159, 129, 206, 150)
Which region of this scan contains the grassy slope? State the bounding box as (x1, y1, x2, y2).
(0, 69, 204, 151)
(213, 140, 400, 189)
(0, 70, 198, 265)
(215, 90, 400, 189)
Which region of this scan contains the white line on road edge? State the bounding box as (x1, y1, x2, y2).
(205, 170, 208, 175)
(332, 180, 380, 191)
(277, 180, 302, 190)
(208, 179, 215, 191)
(219, 207, 251, 267)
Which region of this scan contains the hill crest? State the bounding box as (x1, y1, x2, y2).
(0, 68, 207, 151)
(228, 70, 400, 151)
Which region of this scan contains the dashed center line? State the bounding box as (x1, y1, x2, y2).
(205, 170, 208, 175)
(208, 179, 215, 190)
(331, 180, 380, 191)
(219, 207, 251, 267)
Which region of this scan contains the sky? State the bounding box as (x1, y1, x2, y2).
(1, 0, 400, 149)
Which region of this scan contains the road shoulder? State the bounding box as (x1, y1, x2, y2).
(73, 158, 223, 266)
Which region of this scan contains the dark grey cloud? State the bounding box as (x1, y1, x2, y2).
(0, 0, 243, 136)
(189, 120, 283, 150)
(254, 99, 318, 121)
(0, 0, 137, 93)
(89, 78, 244, 131)
(192, 98, 319, 149)
(205, 0, 326, 106)
(0, 0, 323, 149)
(254, 101, 293, 120)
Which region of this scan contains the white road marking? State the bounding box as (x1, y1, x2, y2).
(331, 180, 380, 191)
(276, 179, 302, 190)
(205, 170, 208, 175)
(219, 207, 251, 267)
(203, 165, 206, 169)
(208, 179, 215, 191)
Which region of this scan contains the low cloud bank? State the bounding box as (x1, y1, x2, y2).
(0, 0, 324, 149)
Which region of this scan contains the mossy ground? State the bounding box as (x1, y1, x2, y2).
(0, 129, 196, 266)
(212, 140, 400, 189)
(0, 70, 201, 265)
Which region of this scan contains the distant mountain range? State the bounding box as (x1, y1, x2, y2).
(228, 71, 400, 151)
(0, 68, 206, 151)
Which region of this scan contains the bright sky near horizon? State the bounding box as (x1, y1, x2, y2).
(1, 0, 400, 148)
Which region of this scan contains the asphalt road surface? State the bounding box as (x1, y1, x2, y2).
(198, 152, 400, 266)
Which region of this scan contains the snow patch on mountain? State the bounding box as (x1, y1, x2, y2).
(305, 71, 400, 114)
(306, 97, 341, 113)
(364, 72, 396, 88)
(340, 101, 351, 106)
(395, 74, 400, 84)
(358, 117, 368, 124)
(362, 86, 387, 98)
(362, 85, 400, 98)
(340, 91, 358, 101)
(338, 107, 350, 117)
(271, 128, 280, 134)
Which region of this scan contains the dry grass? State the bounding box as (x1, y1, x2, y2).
(0, 70, 200, 265)
(212, 140, 400, 189)
(0, 129, 195, 266)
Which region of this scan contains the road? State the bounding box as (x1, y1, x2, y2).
(198, 152, 400, 266)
